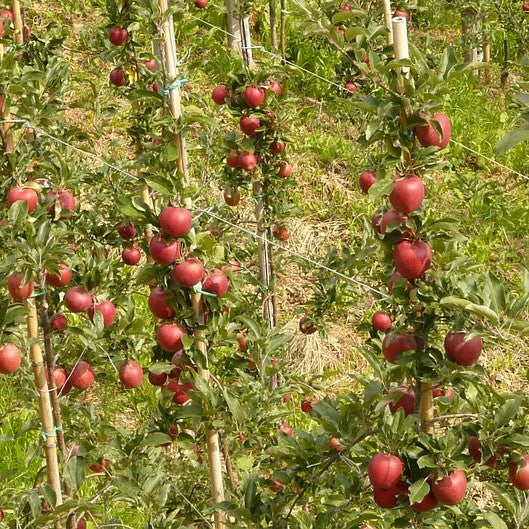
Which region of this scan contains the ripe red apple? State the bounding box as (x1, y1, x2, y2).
(76, 517, 86, 529)
(240, 115, 261, 136)
(1, 9, 13, 20)
(119, 360, 143, 388)
(157, 322, 187, 352)
(50, 313, 68, 330)
(243, 86, 265, 107)
(393, 8, 410, 21)
(270, 140, 286, 153)
(387, 271, 413, 292)
(444, 332, 482, 366)
(382, 332, 417, 363)
(46, 264, 72, 288)
(267, 79, 283, 97)
(345, 81, 357, 93)
(223, 187, 240, 206)
(273, 225, 290, 241)
(226, 150, 240, 168)
(148, 371, 168, 386)
(7, 272, 34, 301)
(88, 300, 116, 327)
(203, 269, 229, 296)
(7, 186, 39, 212)
(299, 316, 317, 334)
(329, 437, 342, 451)
(195, 0, 208, 7)
(379, 209, 408, 234)
(212, 84, 229, 105)
(270, 480, 284, 492)
(339, 2, 351, 10)
(415, 112, 451, 149)
(52, 367, 68, 390)
(69, 361, 95, 390)
(301, 399, 315, 414)
(509, 455, 529, 490)
(144, 59, 157, 71)
(148, 287, 175, 319)
(411, 489, 438, 512)
(359, 171, 376, 194)
(89, 459, 110, 473)
(468, 436, 499, 467)
(122, 245, 141, 265)
(0, 509, 4, 521)
(388, 387, 416, 416)
(149, 233, 182, 265)
(168, 424, 178, 440)
(238, 151, 259, 171)
(117, 222, 137, 240)
(64, 286, 93, 313)
(109, 67, 126, 86)
(373, 482, 409, 508)
(108, 26, 128, 45)
(432, 469, 467, 505)
(524, 1, 529, 13)
(368, 453, 404, 489)
(47, 190, 76, 217)
(280, 421, 293, 436)
(372, 311, 392, 331)
(394, 239, 432, 279)
(159, 207, 192, 238)
(0, 343, 21, 374)
(432, 387, 455, 400)
(277, 162, 293, 179)
(389, 175, 425, 214)
(172, 257, 205, 288)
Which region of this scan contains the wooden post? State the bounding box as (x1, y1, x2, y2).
(225, 0, 243, 53)
(483, 15, 491, 83)
(419, 382, 434, 433)
(11, 0, 23, 45)
(27, 300, 63, 528)
(269, 0, 277, 50)
(382, 0, 393, 45)
(280, 0, 286, 61)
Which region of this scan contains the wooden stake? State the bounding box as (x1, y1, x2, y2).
(269, 0, 277, 49)
(27, 300, 63, 527)
(382, 0, 393, 45)
(280, 0, 286, 61)
(11, 0, 23, 45)
(419, 382, 434, 433)
(225, 0, 243, 52)
(483, 15, 491, 83)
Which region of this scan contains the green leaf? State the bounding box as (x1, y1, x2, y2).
(244, 476, 258, 510)
(495, 396, 524, 426)
(63, 457, 85, 492)
(495, 124, 529, 155)
(8, 199, 28, 231)
(464, 303, 499, 324)
(480, 511, 508, 529)
(409, 478, 429, 504)
(510, 433, 529, 447)
(367, 177, 393, 201)
(222, 387, 246, 425)
(140, 433, 172, 449)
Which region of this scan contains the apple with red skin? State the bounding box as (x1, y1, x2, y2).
(444, 331, 482, 366)
(195, 0, 208, 7)
(168, 424, 178, 441)
(109, 67, 126, 86)
(0, 9, 13, 20)
(329, 437, 342, 451)
(0, 344, 21, 374)
(7, 186, 39, 212)
(157, 322, 187, 352)
(280, 421, 293, 436)
(240, 115, 261, 136)
(393, 8, 410, 21)
(64, 286, 93, 313)
(70, 361, 95, 390)
(270, 140, 286, 153)
(389, 174, 425, 214)
(52, 367, 68, 390)
(88, 300, 116, 327)
(468, 436, 499, 467)
(76, 518, 86, 529)
(144, 59, 157, 71)
(345, 81, 357, 93)
(524, 1, 529, 13)
(7, 272, 34, 301)
(224, 187, 240, 206)
(108, 26, 128, 45)
(50, 313, 68, 330)
(0, 509, 3, 521)
(149, 233, 182, 265)
(372, 311, 392, 331)
(382, 332, 417, 363)
(212, 84, 229, 105)
(432, 469, 467, 505)
(387, 271, 413, 292)
(412, 489, 438, 512)
(172, 257, 205, 288)
(359, 171, 377, 194)
(89, 459, 110, 473)
(47, 189, 76, 217)
(301, 399, 315, 414)
(118, 222, 137, 240)
(238, 335, 248, 351)
(509, 455, 529, 490)
(373, 482, 409, 508)
(393, 239, 432, 279)
(299, 316, 317, 334)
(243, 86, 266, 108)
(148, 287, 175, 319)
(148, 371, 168, 386)
(226, 150, 240, 168)
(159, 206, 192, 238)
(267, 80, 283, 97)
(368, 453, 404, 489)
(238, 151, 259, 171)
(278, 163, 293, 178)
(122, 245, 141, 265)
(119, 360, 143, 389)
(379, 209, 408, 234)
(415, 112, 451, 149)
(203, 269, 229, 296)
(339, 2, 351, 10)
(388, 387, 416, 416)
(270, 480, 284, 493)
(432, 387, 455, 399)
(273, 225, 290, 241)
(46, 264, 72, 288)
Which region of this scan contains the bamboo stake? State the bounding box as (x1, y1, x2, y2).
(483, 15, 491, 83)
(419, 382, 434, 433)
(269, 0, 277, 50)
(280, 0, 286, 61)
(11, 0, 23, 45)
(27, 300, 63, 528)
(382, 0, 393, 45)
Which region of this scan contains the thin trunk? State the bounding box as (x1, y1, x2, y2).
(280, 0, 286, 61)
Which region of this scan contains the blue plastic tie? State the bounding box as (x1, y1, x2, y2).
(192, 282, 216, 298)
(162, 78, 188, 96)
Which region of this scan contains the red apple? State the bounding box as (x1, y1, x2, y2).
(144, 59, 157, 71)
(299, 316, 317, 334)
(64, 286, 93, 313)
(243, 86, 265, 108)
(168, 424, 178, 440)
(47, 190, 76, 217)
(432, 387, 455, 400)
(393, 9, 410, 21)
(117, 222, 137, 240)
(524, 1, 529, 13)
(226, 150, 240, 168)
(379, 209, 408, 234)
(69, 361, 95, 390)
(119, 360, 143, 388)
(277, 163, 293, 178)
(159, 207, 192, 238)
(267, 79, 283, 97)
(444, 332, 482, 366)
(149, 233, 182, 265)
(157, 322, 187, 352)
(240, 115, 261, 136)
(368, 453, 404, 489)
(76, 517, 86, 529)
(109, 67, 126, 86)
(329, 437, 342, 451)
(46, 264, 72, 288)
(89, 459, 110, 473)
(270, 140, 286, 153)
(301, 399, 315, 414)
(52, 367, 68, 390)
(148, 287, 175, 319)
(50, 313, 68, 330)
(172, 257, 205, 288)
(468, 436, 499, 467)
(273, 225, 290, 240)
(382, 332, 417, 363)
(359, 171, 376, 194)
(195, 0, 208, 7)
(415, 112, 451, 149)
(509, 455, 529, 490)
(7, 272, 34, 301)
(393, 239, 432, 279)
(108, 26, 128, 46)
(339, 2, 351, 10)
(373, 482, 409, 508)
(270, 480, 284, 492)
(345, 81, 357, 93)
(122, 245, 141, 265)
(387, 271, 413, 292)
(238, 151, 259, 171)
(203, 269, 229, 296)
(88, 300, 116, 327)
(280, 421, 293, 436)
(223, 187, 240, 206)
(432, 469, 467, 505)
(388, 387, 416, 416)
(372, 311, 392, 331)
(148, 371, 168, 386)
(1, 9, 13, 20)
(389, 175, 425, 214)
(212, 84, 229, 105)
(411, 489, 438, 512)
(7, 186, 39, 212)
(0, 343, 21, 374)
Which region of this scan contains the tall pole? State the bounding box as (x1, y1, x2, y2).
(382, 0, 393, 45)
(269, 0, 277, 49)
